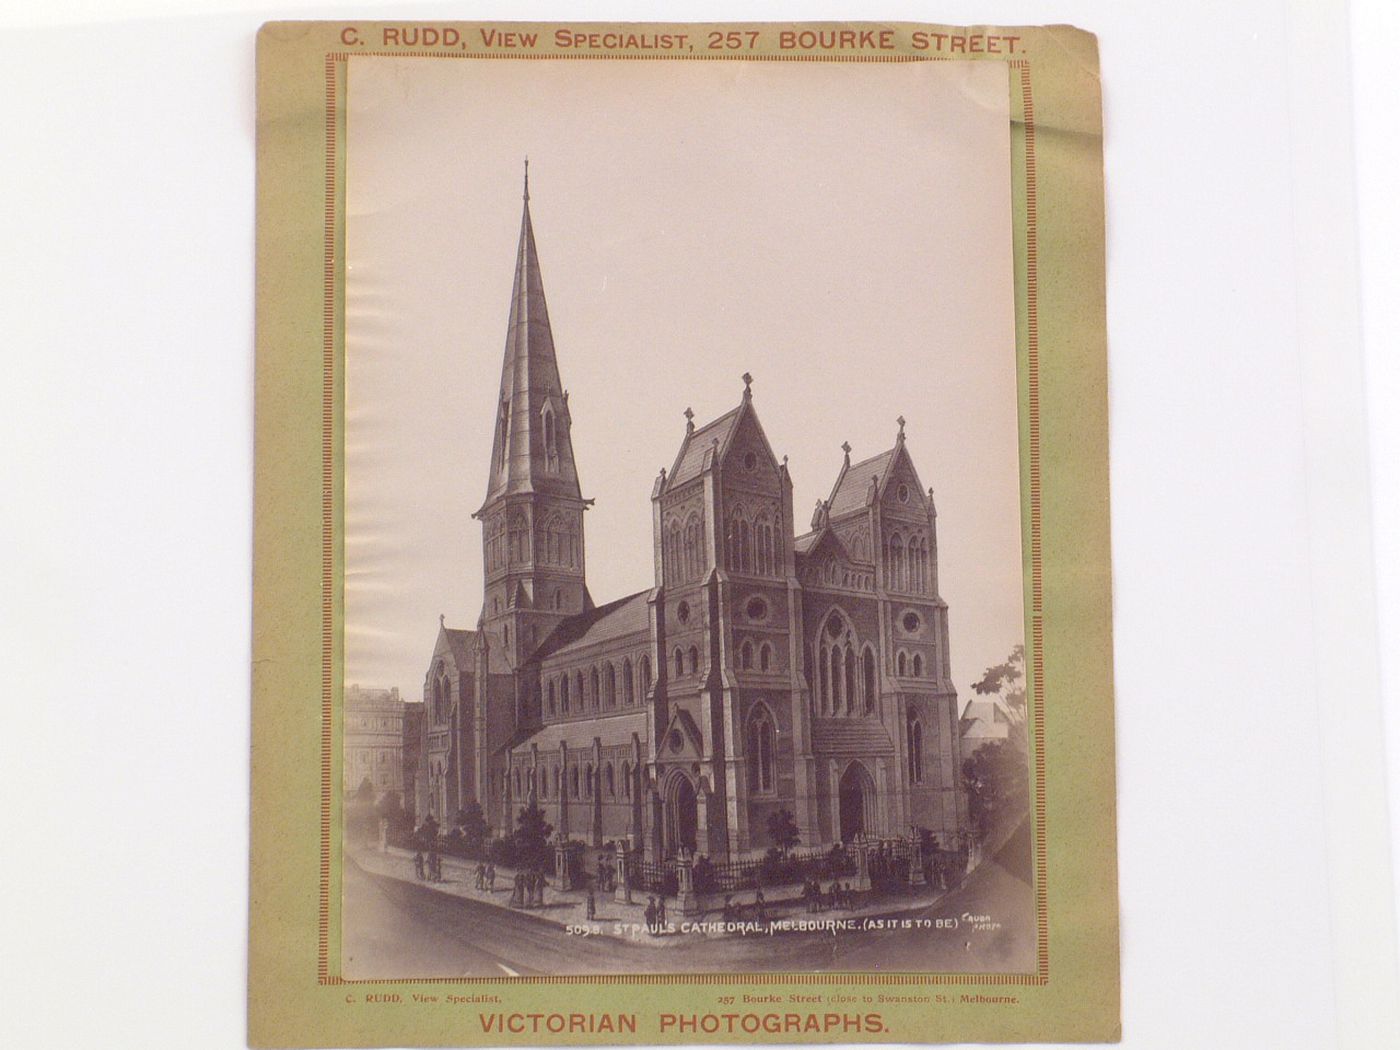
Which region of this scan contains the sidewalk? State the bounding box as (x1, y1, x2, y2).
(350, 844, 961, 945)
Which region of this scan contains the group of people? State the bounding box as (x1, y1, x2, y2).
(412, 848, 442, 882)
(801, 877, 856, 912)
(719, 889, 767, 924)
(471, 862, 497, 892)
(508, 869, 548, 909)
(642, 894, 669, 934)
(593, 855, 618, 894)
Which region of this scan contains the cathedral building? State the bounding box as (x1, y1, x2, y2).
(418, 173, 967, 862)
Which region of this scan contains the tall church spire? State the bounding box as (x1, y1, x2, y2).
(481, 167, 582, 509)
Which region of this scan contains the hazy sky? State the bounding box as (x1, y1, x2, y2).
(344, 56, 1023, 707)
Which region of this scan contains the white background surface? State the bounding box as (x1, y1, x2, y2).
(1, 2, 1396, 1048)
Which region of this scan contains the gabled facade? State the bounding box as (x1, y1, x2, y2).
(418, 174, 967, 859)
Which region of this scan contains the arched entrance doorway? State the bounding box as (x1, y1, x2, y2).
(838, 762, 875, 843)
(665, 773, 698, 855)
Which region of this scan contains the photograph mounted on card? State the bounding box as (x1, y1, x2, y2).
(252, 20, 1117, 1045)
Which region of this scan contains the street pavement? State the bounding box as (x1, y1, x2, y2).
(341, 826, 1035, 978)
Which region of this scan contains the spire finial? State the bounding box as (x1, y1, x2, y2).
(523, 156, 529, 201)
(742, 372, 753, 399)
(840, 440, 852, 459)
(896, 414, 906, 437)
(684, 406, 694, 432)
(439, 613, 445, 627)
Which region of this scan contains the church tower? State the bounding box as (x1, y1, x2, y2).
(474, 164, 591, 669)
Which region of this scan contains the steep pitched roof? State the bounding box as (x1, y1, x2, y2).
(827, 449, 895, 518)
(811, 718, 896, 754)
(442, 628, 476, 669)
(663, 378, 782, 494)
(533, 590, 651, 661)
(666, 406, 741, 490)
(501, 709, 649, 755)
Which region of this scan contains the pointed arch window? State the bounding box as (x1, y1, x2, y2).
(862, 647, 877, 713)
(897, 651, 908, 677)
(605, 763, 615, 797)
(604, 662, 616, 708)
(819, 612, 868, 717)
(674, 647, 684, 677)
(667, 519, 683, 582)
(585, 764, 594, 799)
(640, 655, 652, 697)
(570, 765, 580, 799)
(890, 532, 906, 591)
(552, 766, 561, 798)
(754, 515, 770, 576)
(684, 512, 703, 580)
(819, 647, 830, 714)
(574, 670, 584, 710)
(688, 646, 700, 675)
(541, 404, 558, 470)
(622, 658, 634, 704)
(739, 519, 752, 574)
(621, 761, 632, 799)
(740, 640, 754, 670)
(759, 643, 772, 672)
(513, 768, 522, 797)
(907, 707, 924, 784)
(844, 642, 856, 714)
(590, 667, 600, 710)
(912, 653, 924, 677)
(747, 704, 776, 793)
(547, 679, 556, 716)
(560, 674, 570, 712)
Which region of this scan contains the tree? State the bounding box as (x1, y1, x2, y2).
(972, 643, 1027, 750)
(453, 801, 489, 854)
(766, 808, 801, 855)
(512, 802, 554, 873)
(345, 777, 378, 846)
(961, 739, 1029, 842)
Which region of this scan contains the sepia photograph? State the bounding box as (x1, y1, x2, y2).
(338, 55, 1032, 980)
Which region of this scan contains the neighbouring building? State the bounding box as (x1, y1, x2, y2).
(417, 172, 968, 861)
(959, 696, 1022, 755)
(343, 684, 406, 799)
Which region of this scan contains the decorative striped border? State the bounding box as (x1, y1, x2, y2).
(317, 50, 1047, 989)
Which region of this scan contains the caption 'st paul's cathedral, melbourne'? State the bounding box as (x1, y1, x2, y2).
(419, 172, 968, 862)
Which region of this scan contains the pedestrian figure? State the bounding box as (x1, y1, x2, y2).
(828, 881, 840, 910)
(486, 863, 496, 891)
(722, 894, 735, 923)
(844, 881, 854, 909)
(754, 889, 767, 924)
(644, 896, 658, 934)
(510, 871, 525, 908)
(413, 851, 425, 880)
(586, 889, 596, 921)
(656, 896, 667, 931)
